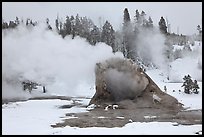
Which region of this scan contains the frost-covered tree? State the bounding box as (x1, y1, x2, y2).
(101, 20, 115, 51)
(124, 8, 131, 24)
(15, 17, 20, 25)
(75, 14, 82, 36)
(62, 16, 72, 37)
(26, 18, 29, 26)
(192, 80, 199, 94)
(122, 8, 135, 60)
(80, 16, 94, 40)
(181, 75, 200, 94)
(55, 15, 59, 32)
(197, 25, 202, 35)
(89, 25, 101, 45)
(134, 9, 141, 25)
(147, 16, 153, 28)
(134, 10, 154, 31)
(197, 25, 202, 41)
(181, 75, 193, 94)
(140, 11, 147, 26)
(70, 15, 75, 39)
(114, 30, 124, 53)
(2, 21, 9, 29)
(158, 16, 167, 34)
(8, 21, 17, 28)
(46, 18, 52, 30)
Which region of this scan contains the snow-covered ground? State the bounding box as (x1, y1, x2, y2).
(146, 69, 202, 110)
(2, 68, 202, 135)
(2, 98, 202, 135)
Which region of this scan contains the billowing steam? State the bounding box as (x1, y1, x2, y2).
(2, 23, 124, 99)
(135, 28, 167, 69)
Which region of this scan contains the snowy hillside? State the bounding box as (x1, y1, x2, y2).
(169, 41, 202, 82)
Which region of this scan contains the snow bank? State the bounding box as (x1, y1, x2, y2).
(2, 99, 87, 135)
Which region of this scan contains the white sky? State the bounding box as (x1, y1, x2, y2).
(2, 2, 202, 35)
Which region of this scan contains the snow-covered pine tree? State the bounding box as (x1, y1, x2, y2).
(90, 25, 101, 45)
(181, 75, 193, 94)
(101, 20, 115, 51)
(192, 80, 199, 94)
(158, 16, 167, 34)
(122, 8, 135, 60)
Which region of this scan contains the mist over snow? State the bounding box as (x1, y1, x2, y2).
(169, 41, 202, 82)
(134, 27, 202, 83)
(135, 28, 167, 69)
(2, 23, 124, 99)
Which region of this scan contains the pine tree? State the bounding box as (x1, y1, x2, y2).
(62, 16, 72, 38)
(122, 8, 135, 60)
(90, 25, 101, 45)
(147, 16, 153, 28)
(59, 20, 63, 36)
(46, 18, 52, 30)
(70, 15, 75, 39)
(101, 21, 115, 51)
(80, 16, 91, 39)
(114, 30, 123, 53)
(158, 16, 167, 34)
(55, 15, 59, 32)
(124, 8, 130, 25)
(26, 18, 29, 26)
(8, 21, 17, 28)
(15, 16, 20, 25)
(75, 14, 82, 36)
(2, 20, 9, 29)
(197, 25, 202, 34)
(134, 9, 141, 25)
(192, 80, 199, 94)
(140, 11, 147, 27)
(181, 75, 193, 94)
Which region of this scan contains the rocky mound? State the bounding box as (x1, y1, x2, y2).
(51, 58, 201, 128)
(89, 57, 183, 111)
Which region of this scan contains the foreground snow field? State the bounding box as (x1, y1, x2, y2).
(2, 98, 202, 135)
(2, 69, 202, 135)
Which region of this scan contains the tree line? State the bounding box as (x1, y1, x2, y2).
(2, 8, 202, 65)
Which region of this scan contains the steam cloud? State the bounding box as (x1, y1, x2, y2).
(104, 68, 149, 101)
(2, 23, 124, 99)
(135, 28, 167, 69)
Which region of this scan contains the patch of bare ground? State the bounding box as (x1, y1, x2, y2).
(51, 98, 202, 128)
